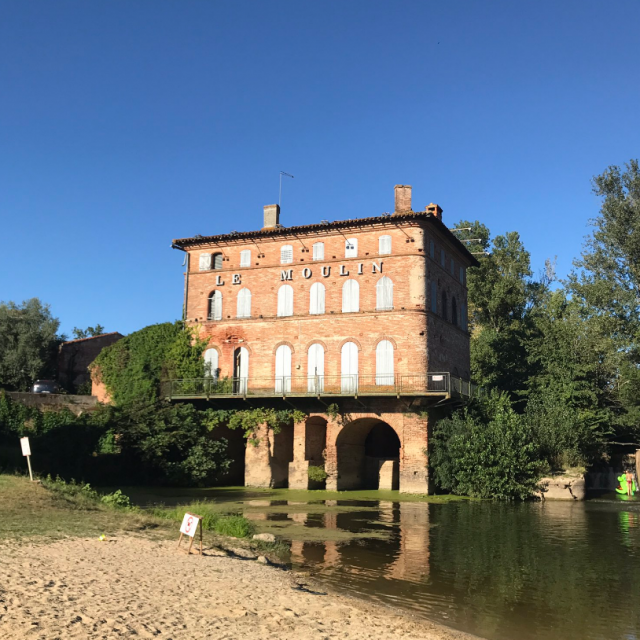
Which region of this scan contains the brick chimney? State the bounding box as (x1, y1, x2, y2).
(263, 204, 280, 229)
(394, 185, 412, 214)
(426, 203, 443, 220)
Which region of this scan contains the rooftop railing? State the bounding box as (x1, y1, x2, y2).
(161, 373, 477, 401)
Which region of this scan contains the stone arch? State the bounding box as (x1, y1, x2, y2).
(337, 337, 362, 352)
(272, 340, 296, 355)
(373, 336, 398, 349)
(304, 339, 329, 353)
(335, 417, 401, 490)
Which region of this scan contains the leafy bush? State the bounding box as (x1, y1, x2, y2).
(41, 476, 135, 511)
(307, 465, 328, 482)
(100, 489, 133, 509)
(152, 502, 255, 538)
(431, 392, 545, 500)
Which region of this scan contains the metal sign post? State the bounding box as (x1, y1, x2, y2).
(20, 437, 33, 481)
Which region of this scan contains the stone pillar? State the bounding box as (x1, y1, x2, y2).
(324, 417, 341, 491)
(288, 420, 310, 490)
(244, 423, 273, 488)
(379, 459, 399, 490)
(399, 412, 430, 494)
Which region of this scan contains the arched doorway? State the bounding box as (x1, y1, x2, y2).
(336, 418, 401, 490)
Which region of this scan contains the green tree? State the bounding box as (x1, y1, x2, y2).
(72, 324, 105, 339)
(0, 298, 62, 391)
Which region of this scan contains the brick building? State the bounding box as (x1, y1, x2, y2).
(170, 185, 478, 493)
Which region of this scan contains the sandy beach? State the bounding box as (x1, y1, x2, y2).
(0, 535, 476, 640)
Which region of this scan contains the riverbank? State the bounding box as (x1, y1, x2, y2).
(0, 534, 477, 640)
(0, 476, 476, 639)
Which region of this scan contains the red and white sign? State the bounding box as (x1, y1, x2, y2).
(20, 437, 31, 457)
(180, 513, 199, 538)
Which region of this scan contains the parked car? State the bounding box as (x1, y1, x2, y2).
(31, 380, 61, 394)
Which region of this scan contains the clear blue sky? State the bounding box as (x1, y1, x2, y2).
(1, 1, 639, 337)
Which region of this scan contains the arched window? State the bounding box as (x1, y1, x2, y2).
(379, 235, 392, 255)
(341, 341, 358, 393)
(431, 281, 438, 313)
(275, 344, 292, 393)
(281, 244, 293, 264)
(208, 290, 222, 320)
(376, 276, 393, 310)
(345, 238, 358, 258)
(204, 348, 219, 380)
(452, 296, 458, 326)
(342, 279, 359, 313)
(376, 340, 394, 386)
(213, 253, 223, 270)
(233, 346, 249, 395)
(236, 288, 252, 318)
(309, 282, 325, 315)
(441, 291, 448, 321)
(240, 250, 251, 267)
(312, 242, 324, 261)
(277, 284, 294, 317)
(307, 343, 325, 392)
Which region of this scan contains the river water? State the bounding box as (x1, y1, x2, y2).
(130, 488, 640, 640)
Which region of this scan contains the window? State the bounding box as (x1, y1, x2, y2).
(236, 288, 252, 318)
(208, 290, 222, 320)
(379, 235, 392, 255)
(341, 341, 358, 393)
(307, 343, 325, 392)
(440, 249, 445, 268)
(342, 279, 360, 313)
(281, 244, 293, 264)
(376, 276, 393, 310)
(450, 258, 455, 275)
(345, 238, 358, 258)
(199, 253, 212, 271)
(431, 281, 438, 313)
(275, 344, 292, 393)
(376, 340, 394, 385)
(309, 282, 325, 315)
(459, 266, 465, 284)
(452, 296, 458, 327)
(240, 250, 251, 267)
(213, 253, 223, 270)
(429, 239, 435, 259)
(277, 284, 294, 317)
(204, 348, 219, 380)
(312, 242, 324, 261)
(441, 291, 448, 321)
(461, 303, 468, 332)
(233, 347, 249, 394)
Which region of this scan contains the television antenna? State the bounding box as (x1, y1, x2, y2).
(279, 171, 294, 207)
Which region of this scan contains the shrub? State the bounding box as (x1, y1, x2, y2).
(307, 465, 328, 482)
(431, 392, 545, 500)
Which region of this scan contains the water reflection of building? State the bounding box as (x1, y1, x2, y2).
(170, 185, 478, 493)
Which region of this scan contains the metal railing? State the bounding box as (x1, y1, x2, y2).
(161, 372, 477, 400)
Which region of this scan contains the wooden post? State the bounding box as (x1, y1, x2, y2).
(26, 455, 33, 482)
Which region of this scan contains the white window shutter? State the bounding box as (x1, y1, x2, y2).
(275, 345, 292, 393)
(376, 340, 394, 385)
(199, 253, 212, 271)
(277, 284, 294, 317)
(213, 253, 223, 269)
(312, 242, 324, 261)
(345, 238, 358, 258)
(431, 281, 438, 313)
(240, 250, 251, 267)
(342, 279, 359, 313)
(209, 290, 222, 320)
(379, 235, 391, 255)
(236, 347, 249, 394)
(341, 342, 358, 393)
(237, 288, 251, 318)
(307, 343, 325, 392)
(204, 348, 219, 379)
(376, 277, 393, 310)
(281, 245, 293, 264)
(309, 282, 325, 315)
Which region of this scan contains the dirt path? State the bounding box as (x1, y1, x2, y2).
(0, 535, 478, 640)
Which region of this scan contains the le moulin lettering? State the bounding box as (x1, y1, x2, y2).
(211, 262, 384, 286)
